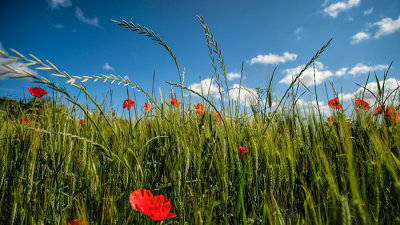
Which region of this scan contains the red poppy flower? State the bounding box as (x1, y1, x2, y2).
(79, 120, 84, 127)
(354, 99, 369, 110)
(123, 99, 135, 110)
(144, 102, 152, 112)
(385, 106, 400, 122)
(213, 112, 221, 122)
(68, 219, 90, 225)
(328, 97, 342, 109)
(27, 86, 47, 98)
(326, 116, 333, 124)
(169, 98, 180, 107)
(238, 146, 247, 156)
(194, 103, 204, 115)
(130, 189, 177, 221)
(18, 117, 31, 125)
(373, 105, 385, 115)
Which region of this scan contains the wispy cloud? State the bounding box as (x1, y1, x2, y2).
(348, 63, 387, 75)
(351, 16, 400, 44)
(342, 78, 400, 104)
(188, 78, 221, 98)
(279, 61, 334, 86)
(363, 8, 374, 15)
(373, 16, 400, 38)
(249, 52, 297, 65)
(103, 62, 115, 71)
(226, 72, 241, 81)
(351, 31, 370, 44)
(279, 61, 388, 87)
(0, 42, 37, 80)
(294, 26, 304, 40)
(75, 7, 100, 27)
(335, 67, 348, 77)
(323, 0, 360, 18)
(54, 24, 64, 29)
(47, 0, 72, 9)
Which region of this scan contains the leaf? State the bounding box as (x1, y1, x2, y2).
(212, 200, 221, 208)
(374, 73, 381, 100)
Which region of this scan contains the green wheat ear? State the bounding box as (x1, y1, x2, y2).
(112, 19, 185, 113)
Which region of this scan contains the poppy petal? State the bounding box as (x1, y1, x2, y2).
(130, 189, 177, 221)
(328, 97, 342, 109)
(27, 86, 47, 98)
(130, 189, 154, 212)
(146, 195, 174, 220)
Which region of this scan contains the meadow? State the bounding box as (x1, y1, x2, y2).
(1, 17, 400, 225)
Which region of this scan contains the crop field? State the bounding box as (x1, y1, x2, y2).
(1, 18, 400, 225)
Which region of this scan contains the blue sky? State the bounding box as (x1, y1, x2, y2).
(0, 0, 399, 114)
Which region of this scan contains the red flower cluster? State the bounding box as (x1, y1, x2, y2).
(384, 106, 400, 122)
(194, 103, 204, 115)
(18, 117, 31, 125)
(355, 99, 369, 110)
(326, 116, 333, 124)
(169, 98, 180, 107)
(130, 189, 177, 221)
(373, 105, 399, 122)
(144, 102, 152, 112)
(27, 86, 47, 98)
(213, 112, 221, 122)
(238, 146, 247, 156)
(374, 105, 384, 115)
(328, 97, 342, 109)
(123, 99, 135, 110)
(79, 120, 84, 127)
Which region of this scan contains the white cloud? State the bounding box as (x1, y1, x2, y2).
(296, 99, 331, 114)
(249, 52, 297, 65)
(47, 0, 72, 9)
(342, 78, 400, 104)
(351, 31, 370, 44)
(335, 67, 348, 77)
(323, 0, 360, 18)
(0, 44, 38, 80)
(228, 84, 257, 106)
(295, 26, 304, 40)
(373, 16, 400, 38)
(103, 62, 114, 71)
(279, 61, 334, 86)
(348, 63, 387, 75)
(75, 7, 100, 27)
(279, 62, 388, 86)
(352, 16, 400, 44)
(363, 8, 374, 15)
(226, 72, 241, 81)
(188, 78, 221, 98)
(55, 24, 64, 29)
(188, 79, 258, 106)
